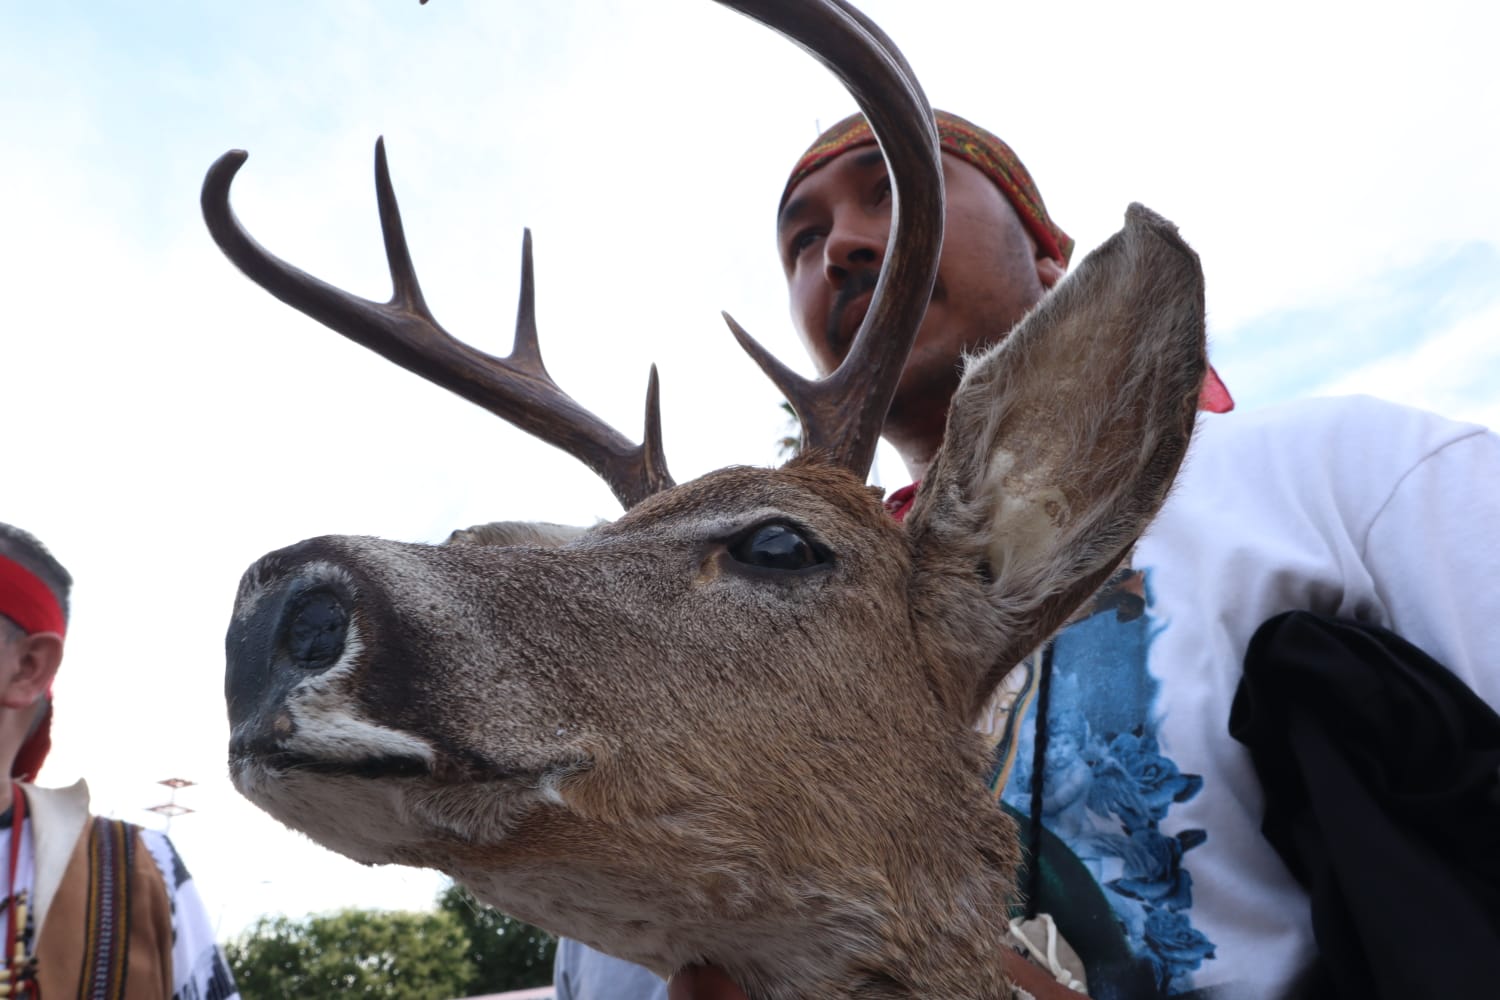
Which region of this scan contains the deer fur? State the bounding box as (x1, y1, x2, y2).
(224, 204, 1206, 999)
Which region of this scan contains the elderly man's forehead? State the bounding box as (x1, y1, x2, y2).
(777, 147, 888, 231)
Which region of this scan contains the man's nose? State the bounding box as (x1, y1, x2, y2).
(823, 219, 884, 287)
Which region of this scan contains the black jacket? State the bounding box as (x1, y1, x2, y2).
(1230, 612, 1500, 999)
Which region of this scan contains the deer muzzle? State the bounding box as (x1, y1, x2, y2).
(224, 537, 443, 779)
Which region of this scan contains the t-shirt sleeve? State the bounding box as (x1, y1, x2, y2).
(1361, 425, 1500, 707)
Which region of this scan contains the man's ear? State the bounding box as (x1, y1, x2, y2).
(908, 204, 1205, 721)
(1036, 255, 1066, 290)
(1, 632, 63, 710)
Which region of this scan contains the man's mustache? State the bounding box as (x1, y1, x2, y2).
(824, 268, 881, 354)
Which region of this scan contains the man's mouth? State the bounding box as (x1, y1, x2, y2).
(825, 271, 880, 357)
(825, 270, 943, 359)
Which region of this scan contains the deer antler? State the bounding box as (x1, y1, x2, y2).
(201, 0, 939, 503)
(716, 0, 944, 479)
(200, 140, 673, 511)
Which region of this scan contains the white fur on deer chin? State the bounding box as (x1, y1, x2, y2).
(233, 754, 570, 868)
(232, 764, 418, 865)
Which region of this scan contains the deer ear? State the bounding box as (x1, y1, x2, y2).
(907, 204, 1206, 721)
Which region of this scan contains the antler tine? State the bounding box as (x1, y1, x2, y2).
(721, 310, 809, 427)
(502, 227, 674, 505)
(201, 142, 674, 510)
(373, 137, 430, 315)
(715, 0, 944, 478)
(641, 364, 671, 497)
(511, 228, 547, 374)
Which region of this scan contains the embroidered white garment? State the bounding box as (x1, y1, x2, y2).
(999, 395, 1500, 997)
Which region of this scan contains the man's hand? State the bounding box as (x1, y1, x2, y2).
(667, 965, 748, 1000)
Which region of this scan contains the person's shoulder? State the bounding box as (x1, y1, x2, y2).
(1198, 394, 1487, 465)
(137, 826, 193, 894)
(1212, 392, 1480, 433)
(1164, 394, 1491, 531)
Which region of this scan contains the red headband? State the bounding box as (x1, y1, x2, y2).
(0, 554, 66, 637)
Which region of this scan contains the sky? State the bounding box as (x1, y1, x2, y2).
(2, 0, 1496, 942)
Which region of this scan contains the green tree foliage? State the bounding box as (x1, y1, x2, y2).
(777, 400, 802, 459)
(436, 883, 558, 992)
(226, 908, 475, 1000)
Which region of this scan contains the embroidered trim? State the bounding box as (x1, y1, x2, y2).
(79, 818, 132, 1000)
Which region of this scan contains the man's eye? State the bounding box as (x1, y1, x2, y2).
(788, 229, 823, 259)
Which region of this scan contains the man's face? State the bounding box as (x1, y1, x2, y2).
(0, 615, 60, 717)
(0, 619, 20, 676)
(777, 148, 1062, 451)
(0, 618, 30, 718)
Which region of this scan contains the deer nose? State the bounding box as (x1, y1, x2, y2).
(281, 586, 350, 669)
(224, 551, 358, 736)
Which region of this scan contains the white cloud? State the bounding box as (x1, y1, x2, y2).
(1312, 299, 1500, 428)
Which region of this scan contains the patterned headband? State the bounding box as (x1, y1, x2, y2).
(780, 110, 1074, 265)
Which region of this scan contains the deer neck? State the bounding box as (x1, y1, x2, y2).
(717, 804, 1020, 1000)
(451, 793, 1019, 1000)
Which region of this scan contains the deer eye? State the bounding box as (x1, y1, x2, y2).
(728, 523, 826, 571)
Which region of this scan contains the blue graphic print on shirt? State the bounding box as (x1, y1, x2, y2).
(1002, 568, 1217, 995)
